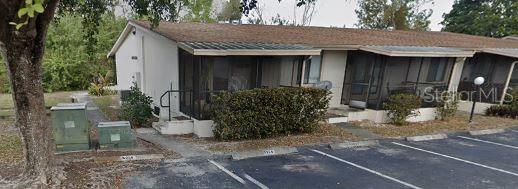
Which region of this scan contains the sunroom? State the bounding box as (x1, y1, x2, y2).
(175, 42, 322, 120)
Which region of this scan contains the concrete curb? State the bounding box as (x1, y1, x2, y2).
(231, 147, 298, 160)
(329, 140, 379, 150)
(406, 134, 448, 142)
(469, 129, 505, 136)
(94, 154, 165, 162)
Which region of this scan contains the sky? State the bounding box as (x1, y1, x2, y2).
(248, 0, 455, 31)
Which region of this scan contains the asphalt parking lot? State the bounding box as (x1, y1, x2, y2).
(125, 128, 518, 189)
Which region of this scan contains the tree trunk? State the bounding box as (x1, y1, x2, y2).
(5, 44, 52, 184)
(0, 0, 60, 186)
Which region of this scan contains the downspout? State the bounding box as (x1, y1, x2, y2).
(500, 61, 518, 104)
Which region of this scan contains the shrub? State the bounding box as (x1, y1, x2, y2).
(485, 105, 518, 119)
(436, 92, 459, 120)
(211, 87, 330, 141)
(120, 83, 154, 128)
(88, 71, 115, 96)
(384, 93, 422, 125)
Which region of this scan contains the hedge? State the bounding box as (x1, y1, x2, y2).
(211, 87, 330, 141)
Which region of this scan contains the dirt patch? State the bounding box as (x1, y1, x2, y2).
(0, 120, 23, 179)
(61, 159, 162, 188)
(351, 113, 518, 138)
(177, 123, 359, 153)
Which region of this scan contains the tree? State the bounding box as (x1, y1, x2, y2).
(355, 0, 433, 31)
(441, 0, 518, 38)
(217, 0, 242, 22)
(292, 0, 317, 26)
(0, 0, 314, 186)
(182, 0, 216, 23)
(0, 0, 183, 186)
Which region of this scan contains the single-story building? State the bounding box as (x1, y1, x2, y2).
(107, 20, 518, 137)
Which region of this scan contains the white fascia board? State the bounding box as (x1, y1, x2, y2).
(481, 49, 518, 58)
(106, 23, 133, 58)
(107, 21, 178, 58)
(191, 49, 322, 56)
(359, 46, 475, 57)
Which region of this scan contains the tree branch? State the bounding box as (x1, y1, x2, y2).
(32, 0, 59, 64)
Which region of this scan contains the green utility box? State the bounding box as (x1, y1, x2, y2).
(51, 103, 90, 152)
(97, 121, 136, 150)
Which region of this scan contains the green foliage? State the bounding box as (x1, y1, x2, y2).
(217, 0, 242, 22)
(486, 91, 518, 119)
(88, 71, 115, 96)
(182, 0, 215, 23)
(120, 83, 154, 128)
(9, 0, 45, 30)
(485, 105, 518, 119)
(211, 87, 330, 141)
(0, 56, 9, 93)
(41, 13, 125, 92)
(441, 0, 518, 38)
(435, 92, 459, 121)
(384, 93, 422, 125)
(355, 0, 433, 31)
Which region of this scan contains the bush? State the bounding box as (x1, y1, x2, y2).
(384, 93, 422, 125)
(211, 87, 330, 141)
(120, 83, 154, 128)
(485, 105, 518, 119)
(436, 92, 459, 120)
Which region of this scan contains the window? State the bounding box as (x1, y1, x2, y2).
(426, 58, 448, 82)
(304, 55, 321, 84)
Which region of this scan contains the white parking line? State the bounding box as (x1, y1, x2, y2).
(392, 142, 518, 177)
(208, 160, 246, 184)
(511, 130, 518, 133)
(244, 173, 269, 189)
(311, 149, 423, 189)
(457, 136, 518, 149)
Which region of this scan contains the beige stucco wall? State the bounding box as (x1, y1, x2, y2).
(448, 57, 466, 92)
(320, 50, 348, 108)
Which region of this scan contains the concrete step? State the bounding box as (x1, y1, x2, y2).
(328, 116, 348, 124)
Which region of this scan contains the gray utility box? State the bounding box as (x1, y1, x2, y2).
(97, 121, 136, 150)
(51, 103, 90, 152)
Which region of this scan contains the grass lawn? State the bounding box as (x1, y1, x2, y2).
(351, 112, 518, 138)
(178, 123, 359, 153)
(91, 95, 120, 121)
(0, 91, 76, 110)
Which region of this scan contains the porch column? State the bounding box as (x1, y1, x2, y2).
(448, 57, 466, 92)
(500, 61, 518, 104)
(300, 58, 306, 87)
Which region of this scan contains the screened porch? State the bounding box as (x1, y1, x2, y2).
(459, 51, 518, 103)
(341, 46, 474, 110)
(176, 42, 322, 120)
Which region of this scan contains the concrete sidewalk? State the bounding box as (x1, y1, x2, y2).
(136, 131, 213, 159)
(72, 92, 108, 126)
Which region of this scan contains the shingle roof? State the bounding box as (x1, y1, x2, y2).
(131, 20, 518, 49)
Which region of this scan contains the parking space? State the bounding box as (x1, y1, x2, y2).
(225, 148, 406, 189)
(125, 159, 244, 189)
(460, 129, 518, 147)
(212, 130, 518, 189)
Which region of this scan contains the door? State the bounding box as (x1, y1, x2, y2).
(349, 60, 374, 108)
(342, 52, 383, 109)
